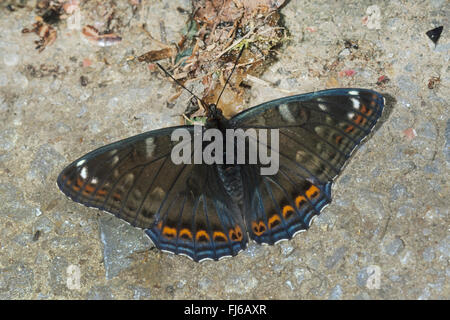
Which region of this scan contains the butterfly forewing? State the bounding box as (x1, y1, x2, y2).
(58, 125, 248, 261)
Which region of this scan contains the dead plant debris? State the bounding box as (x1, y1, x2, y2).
(138, 0, 288, 118)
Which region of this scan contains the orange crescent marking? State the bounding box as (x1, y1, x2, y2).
(95, 188, 108, 197)
(295, 195, 307, 209)
(282, 205, 295, 219)
(162, 226, 177, 239)
(229, 226, 243, 241)
(213, 231, 228, 242)
(306, 185, 320, 199)
(353, 114, 366, 125)
(251, 220, 266, 236)
(195, 230, 210, 242)
(345, 125, 355, 133)
(179, 228, 193, 240)
(82, 183, 96, 196)
(268, 214, 281, 229)
(112, 193, 121, 201)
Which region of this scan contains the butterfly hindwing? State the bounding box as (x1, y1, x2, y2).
(57, 126, 248, 261)
(241, 164, 331, 243)
(145, 164, 248, 261)
(232, 89, 384, 244)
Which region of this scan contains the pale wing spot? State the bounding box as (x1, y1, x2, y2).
(91, 177, 99, 184)
(76, 159, 86, 167)
(348, 90, 359, 95)
(145, 137, 156, 158)
(124, 173, 135, 184)
(347, 112, 355, 119)
(150, 187, 165, 201)
(351, 98, 360, 110)
(314, 126, 325, 135)
(296, 150, 307, 162)
(80, 167, 88, 180)
(318, 103, 327, 111)
(111, 155, 119, 166)
(278, 104, 296, 123)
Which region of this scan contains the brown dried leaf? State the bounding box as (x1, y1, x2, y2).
(138, 47, 176, 63)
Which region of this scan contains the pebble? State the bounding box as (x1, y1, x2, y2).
(328, 285, 343, 300)
(325, 246, 347, 269)
(385, 237, 405, 256)
(99, 216, 151, 280)
(3, 53, 19, 66)
(0, 263, 34, 299)
(87, 285, 114, 300)
(27, 144, 65, 184)
(423, 247, 435, 262)
(130, 286, 151, 300)
(285, 280, 295, 291)
(0, 73, 7, 86)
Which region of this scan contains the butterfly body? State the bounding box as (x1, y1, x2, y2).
(58, 88, 385, 262)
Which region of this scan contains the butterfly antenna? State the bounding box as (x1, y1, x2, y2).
(215, 45, 245, 106)
(156, 62, 207, 107)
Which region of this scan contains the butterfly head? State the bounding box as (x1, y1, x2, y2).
(206, 103, 226, 126)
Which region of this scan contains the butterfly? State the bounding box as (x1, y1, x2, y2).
(58, 88, 385, 262)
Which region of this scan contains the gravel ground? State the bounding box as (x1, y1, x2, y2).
(0, 0, 448, 299)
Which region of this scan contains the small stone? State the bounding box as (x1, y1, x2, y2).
(243, 242, 264, 258)
(13, 233, 32, 246)
(130, 286, 151, 300)
(444, 120, 450, 162)
(87, 285, 114, 300)
(390, 183, 408, 201)
(430, 0, 445, 8)
(34, 207, 43, 217)
(224, 272, 258, 294)
(0, 128, 17, 152)
(99, 216, 151, 280)
(34, 216, 54, 234)
(293, 268, 309, 285)
(338, 48, 351, 57)
(385, 237, 405, 256)
(49, 256, 70, 295)
(423, 247, 435, 262)
(0, 263, 34, 299)
(177, 280, 186, 289)
(325, 246, 347, 269)
(198, 278, 212, 290)
(3, 53, 19, 66)
(437, 235, 449, 259)
(12, 72, 28, 89)
(280, 242, 294, 256)
(416, 121, 437, 140)
(328, 285, 343, 300)
(400, 251, 412, 266)
(0, 73, 7, 86)
(356, 268, 369, 288)
(285, 280, 295, 291)
(0, 183, 35, 221)
(27, 144, 65, 183)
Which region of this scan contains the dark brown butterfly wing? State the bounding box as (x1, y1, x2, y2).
(230, 88, 384, 243)
(57, 126, 247, 261)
